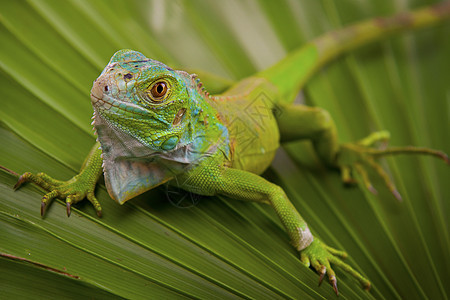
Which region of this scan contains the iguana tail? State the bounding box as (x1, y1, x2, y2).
(258, 1, 450, 103)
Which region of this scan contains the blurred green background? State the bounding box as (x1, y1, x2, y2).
(0, 0, 449, 299)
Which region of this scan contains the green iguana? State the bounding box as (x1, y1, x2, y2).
(14, 3, 450, 295)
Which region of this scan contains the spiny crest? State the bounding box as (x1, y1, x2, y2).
(190, 74, 211, 99)
(91, 112, 97, 135)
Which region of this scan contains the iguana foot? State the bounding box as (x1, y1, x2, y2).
(14, 171, 102, 217)
(300, 239, 371, 295)
(337, 131, 448, 200)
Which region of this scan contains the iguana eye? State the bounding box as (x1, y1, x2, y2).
(148, 81, 169, 102)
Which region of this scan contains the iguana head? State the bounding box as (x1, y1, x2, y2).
(90, 49, 200, 151)
(90, 49, 228, 203)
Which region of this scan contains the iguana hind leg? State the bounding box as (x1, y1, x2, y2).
(276, 104, 339, 166)
(276, 104, 448, 199)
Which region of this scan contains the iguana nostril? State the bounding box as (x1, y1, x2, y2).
(104, 86, 109, 92)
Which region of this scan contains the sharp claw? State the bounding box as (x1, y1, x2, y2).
(66, 202, 71, 217)
(363, 281, 372, 291)
(368, 184, 378, 195)
(318, 273, 325, 287)
(13, 181, 21, 190)
(318, 266, 326, 286)
(14, 175, 26, 190)
(96, 209, 102, 218)
(40, 202, 46, 217)
(392, 189, 402, 201)
(330, 275, 339, 296)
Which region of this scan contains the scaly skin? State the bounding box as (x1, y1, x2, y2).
(14, 3, 450, 295)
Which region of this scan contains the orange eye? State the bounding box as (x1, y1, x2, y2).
(148, 81, 168, 101)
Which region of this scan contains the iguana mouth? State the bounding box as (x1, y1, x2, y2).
(90, 93, 101, 102)
(90, 78, 151, 118)
(91, 93, 151, 118)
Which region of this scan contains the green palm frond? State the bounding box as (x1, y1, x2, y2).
(1, 0, 448, 299)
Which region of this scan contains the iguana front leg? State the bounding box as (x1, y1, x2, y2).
(14, 142, 103, 216)
(276, 104, 448, 199)
(179, 166, 370, 294)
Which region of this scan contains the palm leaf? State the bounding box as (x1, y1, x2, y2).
(1, 0, 448, 298)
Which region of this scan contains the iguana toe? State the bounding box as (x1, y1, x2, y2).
(14, 171, 101, 217)
(337, 131, 448, 201)
(300, 239, 370, 296)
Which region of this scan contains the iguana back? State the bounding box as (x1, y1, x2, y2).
(210, 77, 280, 174)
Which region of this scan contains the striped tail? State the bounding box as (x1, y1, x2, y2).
(258, 1, 450, 103)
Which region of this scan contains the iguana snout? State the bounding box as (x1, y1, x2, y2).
(90, 77, 107, 103)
